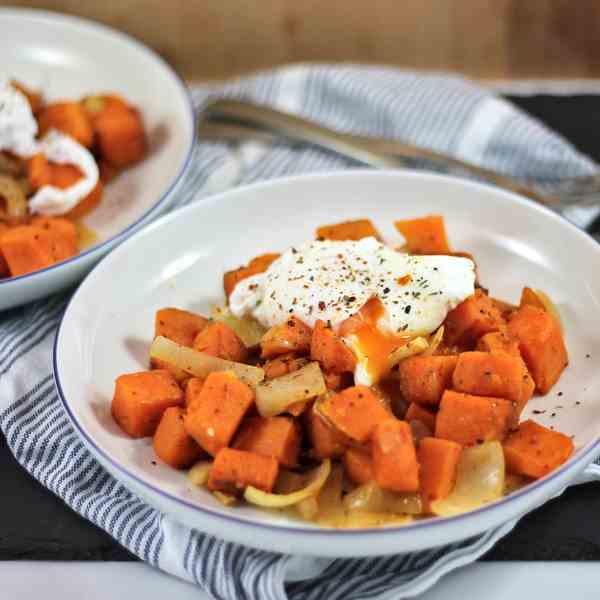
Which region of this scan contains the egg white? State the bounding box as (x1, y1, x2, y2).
(230, 237, 475, 384)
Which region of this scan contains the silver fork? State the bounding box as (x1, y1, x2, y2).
(199, 99, 600, 220)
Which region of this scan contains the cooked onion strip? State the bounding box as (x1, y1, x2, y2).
(0, 175, 27, 220)
(211, 306, 266, 347)
(244, 459, 331, 508)
(315, 464, 345, 526)
(213, 491, 238, 506)
(255, 361, 326, 417)
(343, 480, 422, 515)
(388, 336, 429, 369)
(150, 336, 264, 387)
(188, 461, 212, 487)
(296, 496, 319, 520)
(343, 512, 413, 528)
(422, 326, 444, 357)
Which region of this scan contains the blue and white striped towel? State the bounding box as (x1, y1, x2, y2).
(1, 65, 598, 600)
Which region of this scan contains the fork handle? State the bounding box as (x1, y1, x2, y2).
(202, 98, 558, 207)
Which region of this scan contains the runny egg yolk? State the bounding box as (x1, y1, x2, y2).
(339, 297, 411, 384)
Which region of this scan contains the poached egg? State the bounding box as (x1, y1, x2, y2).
(230, 237, 475, 385)
(0, 80, 99, 216)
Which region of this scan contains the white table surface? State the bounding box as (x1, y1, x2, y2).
(1, 561, 598, 599)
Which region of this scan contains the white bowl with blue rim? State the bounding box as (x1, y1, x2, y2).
(55, 169, 600, 557)
(0, 8, 195, 311)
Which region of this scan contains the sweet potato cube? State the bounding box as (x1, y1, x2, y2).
(507, 305, 568, 394)
(234, 416, 302, 468)
(435, 390, 514, 446)
(223, 253, 280, 299)
(153, 406, 204, 469)
(444, 289, 505, 346)
(184, 377, 206, 411)
(323, 370, 352, 392)
(476, 331, 521, 357)
(27, 153, 52, 190)
(475, 332, 535, 418)
(394, 215, 450, 254)
(47, 162, 82, 188)
(0, 244, 8, 278)
(261, 316, 312, 359)
(320, 385, 391, 443)
(316, 219, 382, 242)
(99, 159, 119, 183)
(503, 420, 574, 479)
(184, 371, 254, 456)
(193, 322, 248, 363)
(29, 217, 78, 258)
(94, 104, 147, 167)
(490, 297, 518, 321)
(82, 94, 130, 121)
(208, 447, 279, 494)
(305, 405, 347, 459)
(371, 419, 420, 492)
(38, 101, 94, 148)
(0, 224, 77, 276)
(418, 437, 462, 509)
(343, 447, 374, 485)
(405, 402, 436, 432)
(310, 319, 357, 373)
(452, 351, 526, 403)
(520, 287, 546, 311)
(397, 355, 458, 407)
(155, 307, 208, 347)
(112, 370, 183, 438)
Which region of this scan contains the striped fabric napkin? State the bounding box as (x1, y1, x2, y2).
(1, 65, 598, 600)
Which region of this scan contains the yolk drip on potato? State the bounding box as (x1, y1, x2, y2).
(340, 298, 410, 382)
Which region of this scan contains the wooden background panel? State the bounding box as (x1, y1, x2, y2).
(2, 0, 600, 80)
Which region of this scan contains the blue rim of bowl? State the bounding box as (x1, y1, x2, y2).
(52, 169, 600, 540)
(0, 8, 196, 288)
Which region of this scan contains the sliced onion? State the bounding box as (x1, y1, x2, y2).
(188, 461, 212, 487)
(255, 361, 326, 417)
(211, 305, 266, 347)
(422, 326, 444, 357)
(388, 336, 429, 369)
(0, 175, 27, 220)
(430, 441, 505, 517)
(150, 336, 264, 387)
(342, 480, 422, 515)
(315, 464, 345, 526)
(343, 512, 413, 528)
(295, 496, 319, 520)
(244, 459, 331, 508)
(213, 491, 238, 506)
